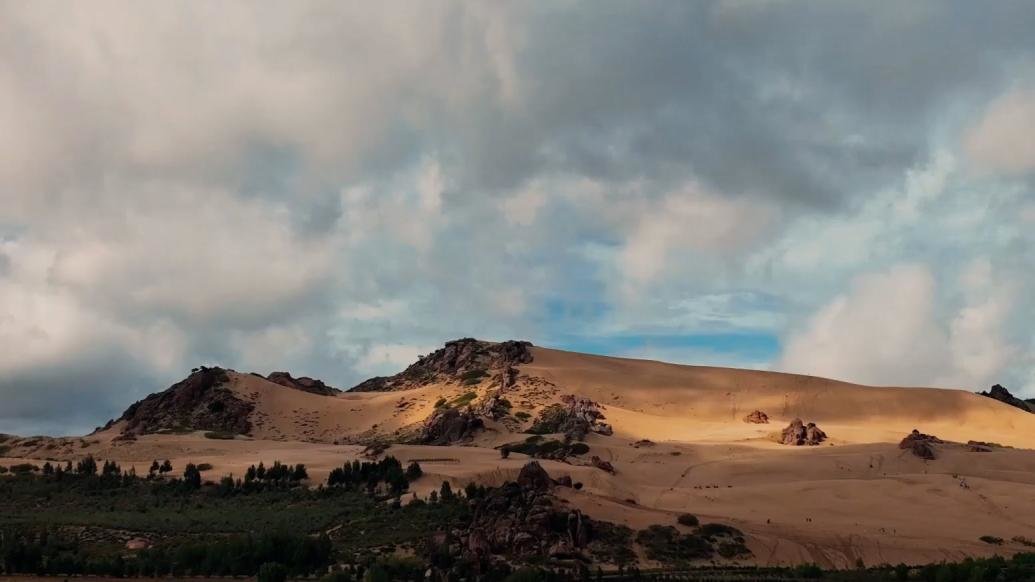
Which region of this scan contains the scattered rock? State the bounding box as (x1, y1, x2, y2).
(743, 410, 769, 424)
(899, 429, 941, 460)
(977, 384, 1034, 413)
(476, 390, 512, 420)
(350, 338, 533, 392)
(416, 407, 484, 445)
(779, 418, 826, 446)
(265, 372, 340, 396)
(631, 439, 655, 448)
(590, 456, 616, 474)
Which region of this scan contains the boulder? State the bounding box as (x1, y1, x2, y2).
(743, 410, 769, 424)
(780, 418, 826, 446)
(590, 455, 616, 474)
(417, 407, 484, 445)
(899, 429, 942, 460)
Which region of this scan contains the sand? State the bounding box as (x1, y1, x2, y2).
(6, 345, 1035, 568)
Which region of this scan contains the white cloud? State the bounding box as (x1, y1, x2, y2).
(779, 262, 1021, 389)
(964, 87, 1035, 175)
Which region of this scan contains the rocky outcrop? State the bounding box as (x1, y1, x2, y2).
(590, 456, 616, 474)
(779, 418, 826, 446)
(743, 410, 769, 424)
(416, 407, 484, 445)
(978, 384, 1034, 413)
(476, 390, 512, 420)
(462, 462, 597, 562)
(529, 395, 612, 440)
(116, 367, 254, 436)
(265, 372, 340, 396)
(350, 338, 534, 392)
(899, 429, 942, 460)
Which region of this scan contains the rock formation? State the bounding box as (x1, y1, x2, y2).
(530, 395, 612, 440)
(743, 410, 769, 424)
(462, 462, 595, 562)
(265, 372, 340, 396)
(350, 338, 534, 392)
(977, 384, 1034, 413)
(416, 407, 484, 445)
(115, 367, 254, 436)
(779, 418, 826, 446)
(899, 429, 942, 460)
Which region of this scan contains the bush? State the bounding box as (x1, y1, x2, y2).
(980, 535, 1004, 545)
(434, 397, 448, 409)
(793, 563, 824, 579)
(568, 442, 590, 455)
(451, 391, 478, 407)
(0, 465, 7, 474)
(196, 463, 214, 471)
(677, 513, 699, 527)
(460, 369, 488, 385)
(514, 411, 531, 420)
(9, 463, 39, 474)
(204, 431, 236, 440)
(257, 561, 288, 582)
(635, 525, 712, 563)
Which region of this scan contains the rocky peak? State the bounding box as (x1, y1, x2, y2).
(349, 338, 533, 392)
(265, 371, 340, 396)
(115, 366, 254, 436)
(978, 384, 1034, 413)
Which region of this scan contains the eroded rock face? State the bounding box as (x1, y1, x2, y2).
(780, 418, 826, 446)
(978, 384, 1034, 413)
(116, 367, 254, 436)
(743, 410, 769, 424)
(416, 407, 484, 445)
(530, 395, 612, 440)
(899, 429, 942, 460)
(265, 372, 340, 396)
(350, 338, 534, 392)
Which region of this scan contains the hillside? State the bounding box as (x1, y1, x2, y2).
(4, 338, 1035, 570)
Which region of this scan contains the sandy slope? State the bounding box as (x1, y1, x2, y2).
(6, 344, 1035, 568)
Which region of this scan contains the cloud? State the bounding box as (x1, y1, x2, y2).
(3, 1, 1035, 434)
(965, 87, 1035, 175)
(779, 262, 1022, 389)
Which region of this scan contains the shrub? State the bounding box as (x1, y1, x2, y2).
(460, 369, 488, 385)
(9, 463, 39, 474)
(698, 523, 744, 540)
(434, 397, 448, 409)
(204, 431, 236, 440)
(677, 513, 699, 527)
(405, 461, 423, 481)
(980, 535, 1004, 545)
(635, 525, 712, 563)
(451, 391, 478, 407)
(0, 465, 8, 474)
(196, 463, 214, 471)
(568, 442, 590, 455)
(793, 563, 824, 579)
(528, 404, 568, 434)
(514, 411, 531, 420)
(257, 562, 288, 582)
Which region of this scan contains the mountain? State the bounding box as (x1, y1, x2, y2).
(5, 338, 1035, 569)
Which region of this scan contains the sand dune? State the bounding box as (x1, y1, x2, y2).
(6, 343, 1035, 568)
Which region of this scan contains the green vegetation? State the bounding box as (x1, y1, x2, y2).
(433, 397, 448, 408)
(203, 430, 236, 440)
(514, 411, 531, 420)
(981, 535, 1005, 545)
(450, 391, 479, 407)
(636, 525, 713, 564)
(502, 435, 588, 459)
(460, 368, 488, 385)
(528, 404, 568, 434)
(677, 513, 699, 527)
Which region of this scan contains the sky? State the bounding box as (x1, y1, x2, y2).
(2, 1, 1034, 436)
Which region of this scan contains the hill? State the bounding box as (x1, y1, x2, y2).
(4, 338, 1035, 570)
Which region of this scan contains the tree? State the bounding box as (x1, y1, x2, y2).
(500, 445, 510, 459)
(149, 460, 160, 479)
(183, 463, 202, 489)
(292, 463, 308, 481)
(42, 462, 54, 476)
(439, 481, 454, 501)
(159, 460, 173, 475)
(76, 455, 97, 476)
(405, 461, 423, 481)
